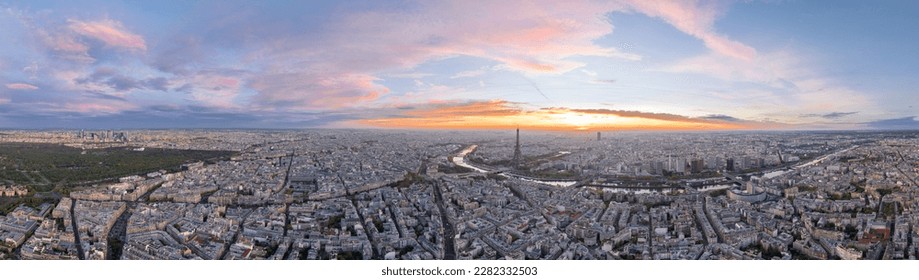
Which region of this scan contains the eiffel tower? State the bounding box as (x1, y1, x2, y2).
(512, 128, 522, 167)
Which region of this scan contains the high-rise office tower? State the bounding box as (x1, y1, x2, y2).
(691, 159, 704, 174)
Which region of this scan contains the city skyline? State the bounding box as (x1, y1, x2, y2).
(3, 128, 918, 260)
(1, 1, 918, 130)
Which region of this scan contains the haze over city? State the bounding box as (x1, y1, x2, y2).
(1, 0, 917, 130)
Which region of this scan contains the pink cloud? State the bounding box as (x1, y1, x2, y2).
(247, 0, 760, 111)
(323, 1, 638, 74)
(5, 83, 39, 90)
(180, 74, 244, 109)
(660, 52, 800, 85)
(68, 19, 146, 51)
(6, 8, 95, 63)
(38, 98, 138, 115)
(246, 1, 642, 109)
(249, 72, 389, 109)
(64, 102, 125, 114)
(49, 33, 90, 53)
(43, 33, 95, 63)
(450, 68, 489, 79)
(51, 69, 136, 98)
(659, 51, 879, 122)
(625, 0, 756, 60)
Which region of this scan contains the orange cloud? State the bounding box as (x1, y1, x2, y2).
(68, 19, 146, 51)
(355, 100, 779, 131)
(404, 100, 523, 118)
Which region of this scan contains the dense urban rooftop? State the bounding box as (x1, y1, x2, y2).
(1, 129, 917, 260)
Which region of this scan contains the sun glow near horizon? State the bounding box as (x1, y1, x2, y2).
(353, 101, 757, 131)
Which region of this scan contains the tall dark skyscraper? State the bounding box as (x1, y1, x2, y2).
(512, 128, 522, 166)
(691, 159, 704, 174)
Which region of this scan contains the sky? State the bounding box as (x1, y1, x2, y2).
(0, 0, 917, 130)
